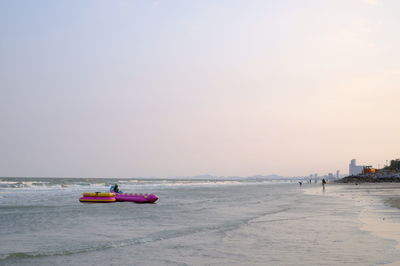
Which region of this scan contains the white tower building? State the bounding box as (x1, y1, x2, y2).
(349, 159, 365, 176)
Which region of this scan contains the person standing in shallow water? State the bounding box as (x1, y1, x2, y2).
(322, 179, 326, 190)
(110, 184, 122, 193)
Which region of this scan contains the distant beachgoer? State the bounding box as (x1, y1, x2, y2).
(299, 181, 302, 187)
(322, 179, 326, 189)
(110, 184, 122, 193)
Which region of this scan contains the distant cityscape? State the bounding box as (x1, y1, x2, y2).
(306, 158, 392, 182)
(306, 158, 400, 182)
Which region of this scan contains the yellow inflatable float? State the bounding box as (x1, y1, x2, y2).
(79, 192, 116, 203)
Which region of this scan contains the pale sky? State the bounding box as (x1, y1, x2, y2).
(1, 0, 399, 178)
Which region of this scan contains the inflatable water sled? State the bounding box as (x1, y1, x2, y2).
(79, 192, 158, 203)
(115, 193, 158, 203)
(79, 192, 116, 203)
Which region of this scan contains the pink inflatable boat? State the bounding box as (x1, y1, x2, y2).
(115, 193, 158, 203)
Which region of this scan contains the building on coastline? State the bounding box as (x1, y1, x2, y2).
(349, 159, 367, 176)
(336, 170, 340, 178)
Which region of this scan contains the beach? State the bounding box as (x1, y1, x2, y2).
(305, 183, 400, 251)
(1, 178, 399, 265)
(387, 197, 400, 210)
(2, 0, 400, 265)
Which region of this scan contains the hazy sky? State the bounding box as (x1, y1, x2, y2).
(1, 0, 399, 178)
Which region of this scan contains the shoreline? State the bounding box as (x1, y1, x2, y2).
(303, 183, 400, 264)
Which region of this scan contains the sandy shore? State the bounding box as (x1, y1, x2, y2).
(386, 197, 400, 209)
(304, 183, 400, 257)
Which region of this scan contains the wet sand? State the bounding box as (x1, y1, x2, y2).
(386, 197, 400, 209)
(304, 183, 400, 254)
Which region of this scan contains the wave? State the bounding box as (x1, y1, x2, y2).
(0, 180, 107, 190)
(0, 237, 154, 260)
(0, 177, 287, 191)
(0, 243, 113, 260)
(0, 221, 251, 261)
(0, 231, 192, 261)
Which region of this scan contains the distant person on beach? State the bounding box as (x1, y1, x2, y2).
(322, 179, 326, 189)
(299, 181, 302, 187)
(110, 184, 122, 193)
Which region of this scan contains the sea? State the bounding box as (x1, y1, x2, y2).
(0, 177, 399, 266)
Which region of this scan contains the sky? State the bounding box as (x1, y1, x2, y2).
(1, 0, 400, 178)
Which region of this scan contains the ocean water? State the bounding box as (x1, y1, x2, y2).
(0, 178, 399, 266)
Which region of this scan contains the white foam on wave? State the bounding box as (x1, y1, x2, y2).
(0, 178, 287, 192)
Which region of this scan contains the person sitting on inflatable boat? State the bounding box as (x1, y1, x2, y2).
(109, 184, 123, 193)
